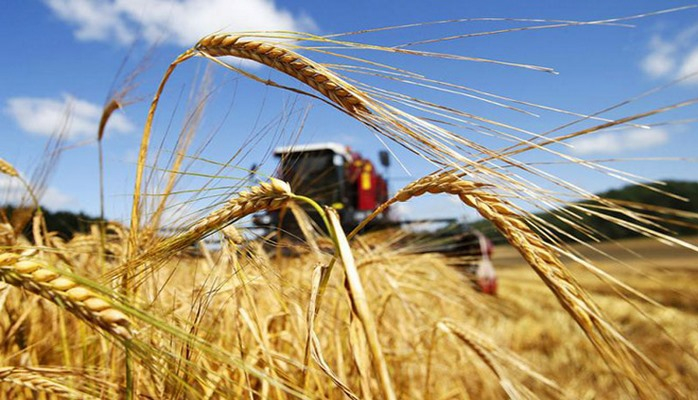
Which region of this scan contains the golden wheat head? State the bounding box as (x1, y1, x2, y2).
(0, 157, 18, 177)
(0, 252, 132, 341)
(194, 34, 369, 114)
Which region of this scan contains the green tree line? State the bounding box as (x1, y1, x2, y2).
(471, 180, 698, 243)
(2, 205, 104, 242)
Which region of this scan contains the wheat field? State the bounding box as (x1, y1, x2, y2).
(2, 8, 698, 400)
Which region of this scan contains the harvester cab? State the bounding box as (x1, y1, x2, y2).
(252, 142, 391, 232)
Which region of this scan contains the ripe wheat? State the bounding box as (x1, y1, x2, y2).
(0, 158, 18, 177)
(195, 34, 368, 114)
(362, 172, 669, 397)
(0, 252, 132, 341)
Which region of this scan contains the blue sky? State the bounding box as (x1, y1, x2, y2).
(1, 1, 697, 224)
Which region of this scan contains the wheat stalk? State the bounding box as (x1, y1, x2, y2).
(304, 263, 360, 399)
(98, 99, 122, 142)
(149, 178, 290, 255)
(356, 172, 673, 398)
(326, 208, 397, 400)
(0, 252, 132, 341)
(437, 320, 566, 400)
(121, 179, 293, 282)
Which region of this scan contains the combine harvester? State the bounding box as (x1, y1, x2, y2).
(252, 142, 497, 294)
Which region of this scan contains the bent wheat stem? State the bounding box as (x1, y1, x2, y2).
(327, 208, 396, 400)
(119, 179, 293, 283)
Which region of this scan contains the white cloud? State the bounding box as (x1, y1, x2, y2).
(43, 0, 316, 47)
(0, 176, 76, 210)
(42, 187, 78, 210)
(641, 26, 698, 84)
(390, 202, 412, 219)
(641, 37, 676, 78)
(5, 94, 134, 139)
(677, 46, 698, 83)
(570, 128, 669, 155)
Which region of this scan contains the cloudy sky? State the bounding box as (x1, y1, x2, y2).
(1, 1, 697, 223)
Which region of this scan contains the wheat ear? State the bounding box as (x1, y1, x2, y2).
(437, 320, 566, 399)
(358, 173, 671, 398)
(0, 158, 41, 211)
(194, 34, 369, 114)
(0, 253, 132, 341)
(131, 179, 292, 268)
(0, 158, 18, 177)
(0, 367, 97, 399)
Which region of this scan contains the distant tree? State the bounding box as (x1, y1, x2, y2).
(1, 205, 103, 242)
(470, 180, 698, 243)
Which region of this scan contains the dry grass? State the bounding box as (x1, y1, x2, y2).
(2, 9, 698, 400)
(2, 223, 695, 398)
(355, 173, 678, 396)
(493, 237, 698, 397)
